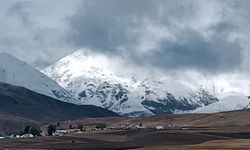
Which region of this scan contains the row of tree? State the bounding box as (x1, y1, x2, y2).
(20, 125, 41, 136)
(19, 122, 107, 137)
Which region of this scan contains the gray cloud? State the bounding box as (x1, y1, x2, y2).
(7, 1, 31, 26)
(68, 0, 200, 52)
(0, 0, 80, 69)
(68, 0, 244, 73)
(68, 0, 157, 53)
(0, 0, 248, 74)
(135, 28, 243, 72)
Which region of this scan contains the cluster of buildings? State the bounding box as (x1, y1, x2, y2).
(0, 122, 170, 140)
(52, 129, 82, 136)
(0, 133, 34, 139)
(120, 122, 166, 130)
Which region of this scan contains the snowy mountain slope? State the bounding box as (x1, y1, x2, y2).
(194, 93, 250, 113)
(0, 52, 77, 103)
(42, 50, 221, 116)
(41, 50, 153, 116)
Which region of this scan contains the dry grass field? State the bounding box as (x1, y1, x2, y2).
(2, 109, 250, 149)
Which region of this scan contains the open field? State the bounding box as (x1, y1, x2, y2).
(2, 129, 250, 149)
(2, 109, 250, 149)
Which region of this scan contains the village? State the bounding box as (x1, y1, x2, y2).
(1, 112, 250, 150)
(0, 121, 169, 140)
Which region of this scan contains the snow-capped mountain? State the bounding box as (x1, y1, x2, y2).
(42, 50, 153, 116)
(0, 52, 77, 103)
(42, 50, 224, 116)
(194, 93, 250, 113)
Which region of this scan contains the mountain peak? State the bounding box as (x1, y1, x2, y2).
(0, 52, 77, 103)
(42, 49, 116, 82)
(42, 50, 222, 116)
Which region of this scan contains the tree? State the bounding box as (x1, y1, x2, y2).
(20, 125, 41, 136)
(69, 124, 73, 129)
(56, 122, 60, 127)
(24, 125, 30, 134)
(19, 130, 24, 136)
(47, 124, 56, 136)
(95, 123, 106, 130)
(77, 124, 84, 131)
(29, 126, 41, 136)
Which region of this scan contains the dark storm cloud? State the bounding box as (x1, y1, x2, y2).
(0, 0, 248, 73)
(68, 0, 157, 52)
(136, 28, 242, 72)
(68, 0, 244, 72)
(68, 0, 200, 53)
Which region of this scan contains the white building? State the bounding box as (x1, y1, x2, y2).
(155, 126, 164, 130)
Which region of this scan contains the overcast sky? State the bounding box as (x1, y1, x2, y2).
(0, 0, 249, 75)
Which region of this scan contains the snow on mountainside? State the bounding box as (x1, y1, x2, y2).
(194, 93, 250, 113)
(0, 52, 77, 103)
(42, 50, 153, 116)
(42, 50, 225, 116)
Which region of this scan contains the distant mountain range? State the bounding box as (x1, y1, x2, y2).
(0, 52, 118, 129)
(0, 51, 249, 118)
(42, 50, 250, 116)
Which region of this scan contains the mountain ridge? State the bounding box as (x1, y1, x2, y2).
(0, 52, 77, 103)
(42, 50, 223, 116)
(0, 82, 119, 122)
